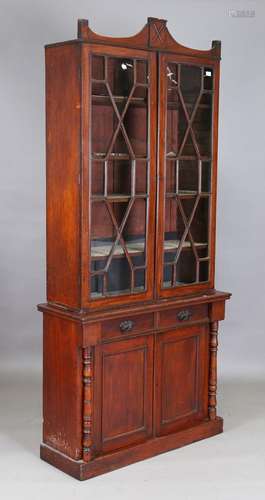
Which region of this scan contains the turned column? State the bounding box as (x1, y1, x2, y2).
(82, 347, 93, 461)
(208, 321, 219, 420)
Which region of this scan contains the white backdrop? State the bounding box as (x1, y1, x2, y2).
(1, 0, 264, 376)
(0, 1, 264, 498)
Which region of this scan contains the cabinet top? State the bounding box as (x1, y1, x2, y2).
(45, 17, 221, 60)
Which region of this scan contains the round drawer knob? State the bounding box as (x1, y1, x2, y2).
(177, 309, 192, 321)
(120, 320, 134, 332)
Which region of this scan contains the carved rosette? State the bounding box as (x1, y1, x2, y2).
(208, 321, 219, 420)
(148, 17, 167, 47)
(82, 347, 93, 461)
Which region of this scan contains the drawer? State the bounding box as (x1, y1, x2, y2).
(159, 304, 208, 329)
(102, 313, 154, 340)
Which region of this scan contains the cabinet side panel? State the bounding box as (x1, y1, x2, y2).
(43, 314, 83, 460)
(46, 44, 81, 307)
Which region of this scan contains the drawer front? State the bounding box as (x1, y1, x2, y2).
(102, 313, 154, 340)
(159, 304, 208, 329)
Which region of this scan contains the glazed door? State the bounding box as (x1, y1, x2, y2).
(94, 335, 153, 454)
(85, 45, 156, 308)
(155, 325, 209, 436)
(157, 53, 219, 298)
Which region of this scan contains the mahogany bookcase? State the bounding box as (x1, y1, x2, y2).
(38, 17, 231, 480)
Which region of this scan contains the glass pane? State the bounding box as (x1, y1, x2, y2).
(192, 96, 213, 157)
(163, 264, 173, 288)
(91, 90, 116, 156)
(90, 55, 150, 299)
(91, 201, 113, 240)
(175, 250, 197, 284)
(108, 58, 134, 100)
(164, 197, 178, 242)
(135, 161, 147, 194)
(197, 247, 209, 259)
(92, 55, 105, 80)
(188, 197, 209, 244)
(201, 161, 211, 193)
(203, 68, 213, 90)
(124, 198, 146, 235)
(91, 161, 104, 195)
(106, 253, 131, 295)
(91, 274, 104, 298)
(107, 160, 131, 196)
(178, 160, 198, 193)
(91, 80, 108, 98)
(199, 261, 209, 282)
(136, 60, 148, 84)
(123, 88, 148, 157)
(180, 64, 201, 112)
(134, 269, 145, 291)
(166, 160, 177, 194)
(167, 63, 178, 91)
(181, 132, 197, 156)
(166, 104, 180, 156)
(163, 61, 214, 289)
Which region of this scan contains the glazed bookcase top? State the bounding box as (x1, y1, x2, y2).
(44, 17, 223, 310)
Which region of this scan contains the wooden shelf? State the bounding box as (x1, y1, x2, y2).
(91, 194, 147, 202)
(167, 102, 211, 110)
(91, 240, 145, 259)
(167, 88, 213, 95)
(91, 285, 145, 298)
(166, 191, 210, 198)
(163, 280, 189, 288)
(92, 95, 147, 107)
(91, 239, 207, 260)
(163, 240, 207, 251)
(92, 153, 148, 161)
(166, 154, 212, 161)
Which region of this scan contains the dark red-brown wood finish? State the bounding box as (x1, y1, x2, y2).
(39, 17, 231, 480)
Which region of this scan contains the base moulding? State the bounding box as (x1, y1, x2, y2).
(40, 416, 223, 480)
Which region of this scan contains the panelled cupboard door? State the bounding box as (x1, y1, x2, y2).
(156, 52, 220, 298)
(94, 335, 153, 454)
(83, 45, 157, 309)
(155, 325, 209, 436)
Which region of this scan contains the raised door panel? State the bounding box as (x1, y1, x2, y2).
(94, 335, 153, 453)
(155, 325, 208, 436)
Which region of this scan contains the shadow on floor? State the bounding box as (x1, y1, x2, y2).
(218, 377, 265, 431)
(0, 370, 42, 455)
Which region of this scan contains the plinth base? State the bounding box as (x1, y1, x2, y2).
(40, 417, 223, 481)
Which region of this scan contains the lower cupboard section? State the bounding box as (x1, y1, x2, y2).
(93, 324, 209, 454)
